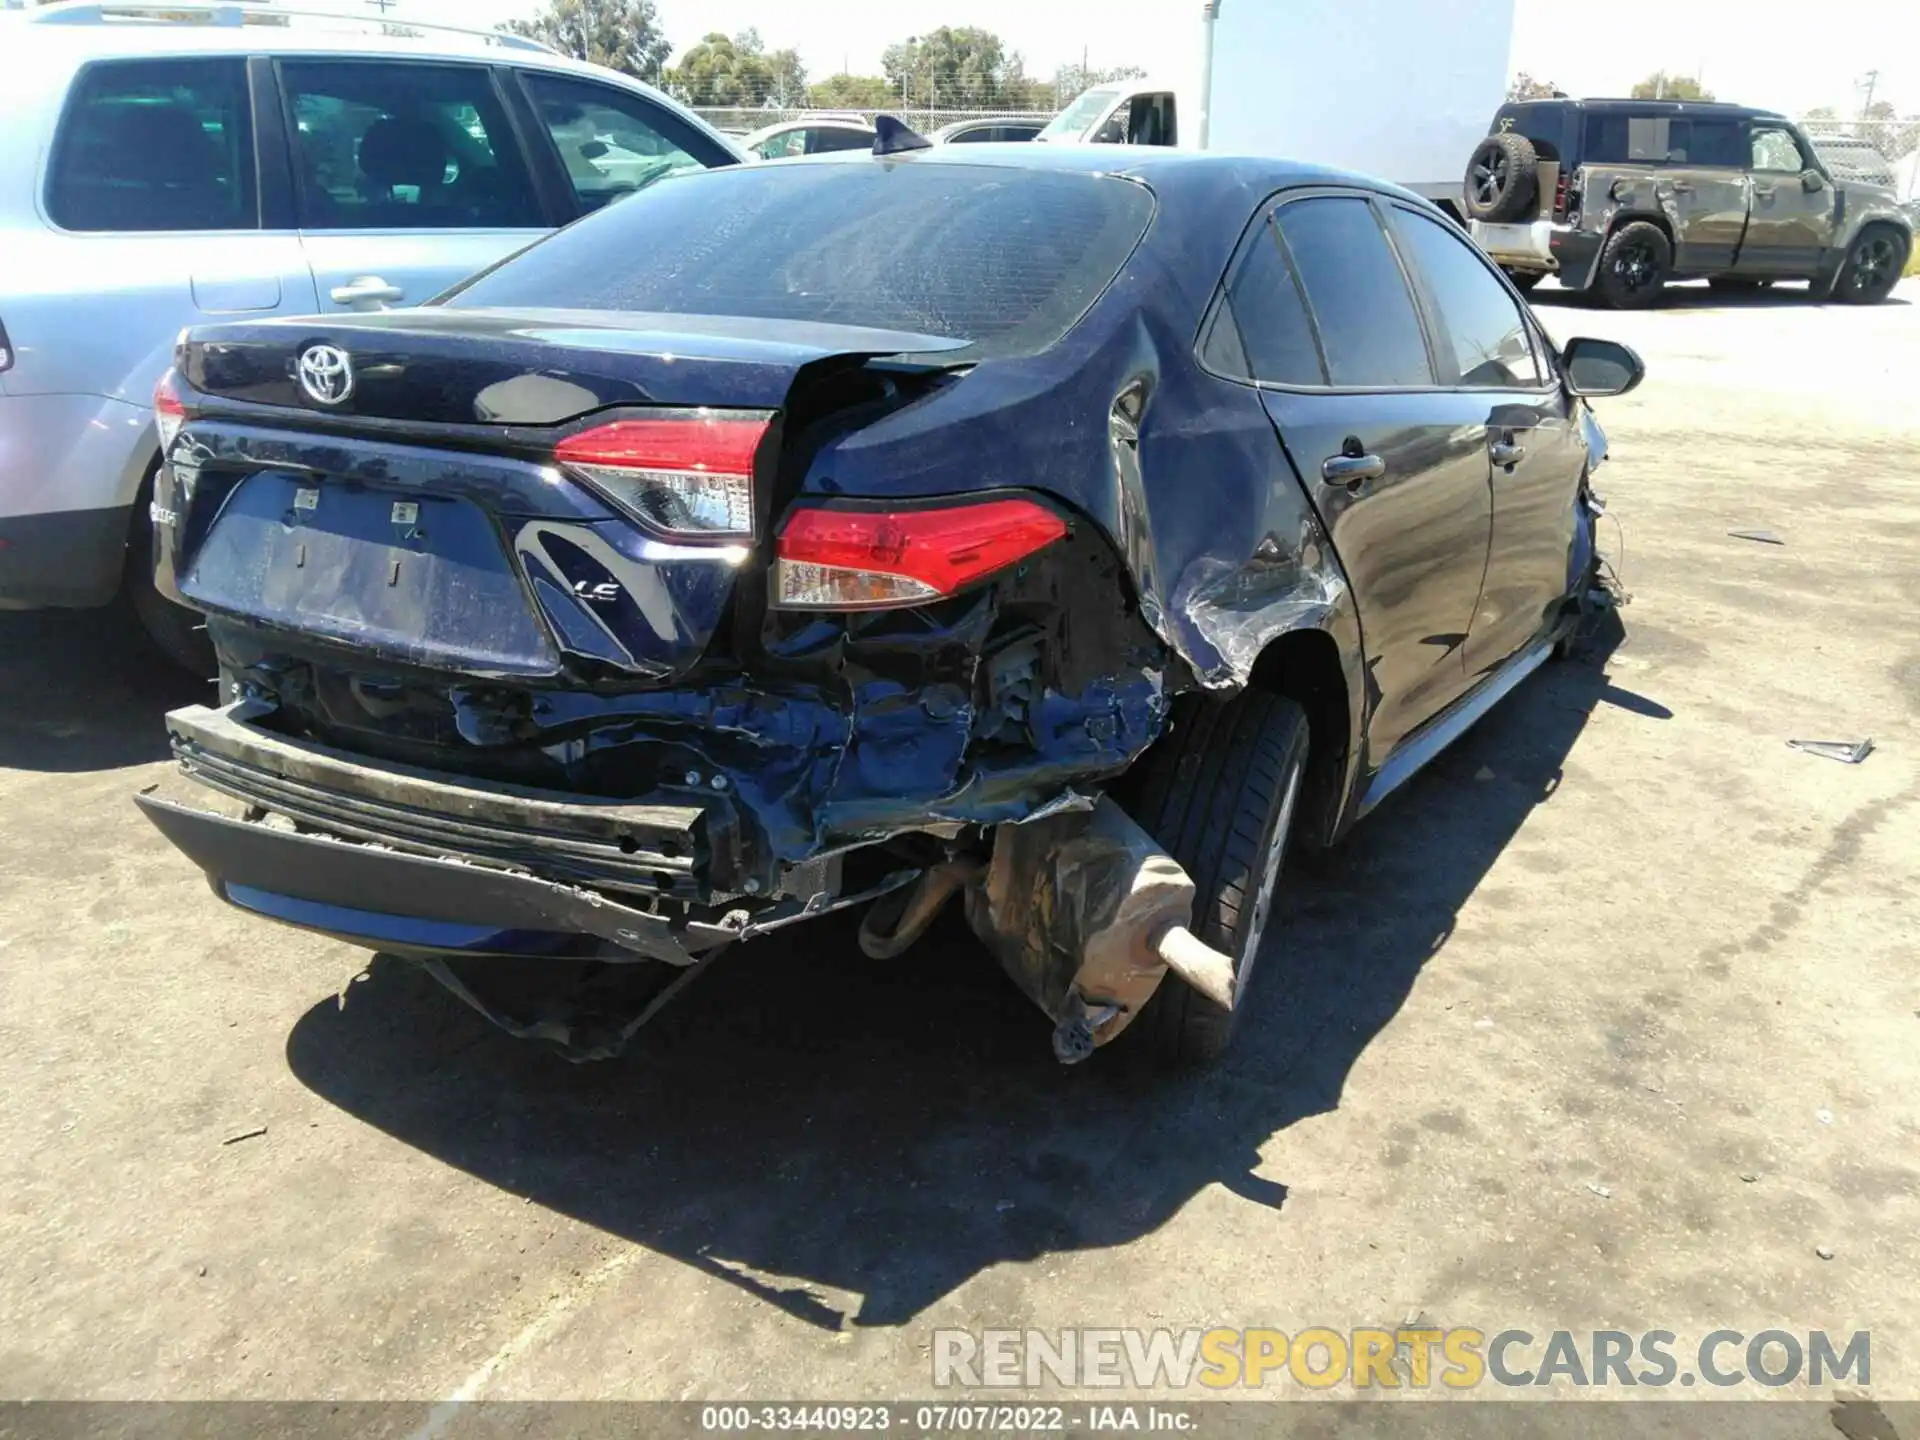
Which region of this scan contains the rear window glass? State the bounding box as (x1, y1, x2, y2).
(444, 161, 1155, 361)
(48, 57, 255, 233)
(1493, 105, 1568, 162)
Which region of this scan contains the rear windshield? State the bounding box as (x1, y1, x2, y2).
(1492, 104, 1570, 162)
(443, 160, 1155, 361)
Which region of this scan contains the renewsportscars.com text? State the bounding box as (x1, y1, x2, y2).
(932, 1328, 1871, 1391)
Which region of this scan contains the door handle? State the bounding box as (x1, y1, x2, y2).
(1753, 184, 1776, 199)
(330, 275, 405, 308)
(1490, 441, 1527, 467)
(1669, 181, 1694, 194)
(1322, 453, 1385, 491)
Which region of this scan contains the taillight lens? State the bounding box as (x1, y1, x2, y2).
(773, 497, 1068, 610)
(556, 414, 769, 539)
(0, 318, 14, 374)
(154, 369, 187, 453)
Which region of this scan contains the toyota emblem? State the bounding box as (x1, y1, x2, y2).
(297, 344, 354, 407)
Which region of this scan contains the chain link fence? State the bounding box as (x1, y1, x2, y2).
(694, 106, 1057, 138)
(1798, 117, 1920, 203)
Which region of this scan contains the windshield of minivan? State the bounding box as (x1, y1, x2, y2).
(444, 161, 1155, 361)
(1039, 88, 1119, 141)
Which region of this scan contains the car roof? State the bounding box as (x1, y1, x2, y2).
(8, 2, 670, 86)
(1503, 96, 1786, 122)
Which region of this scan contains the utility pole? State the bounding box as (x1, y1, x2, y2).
(1858, 69, 1879, 118)
(365, 0, 397, 13)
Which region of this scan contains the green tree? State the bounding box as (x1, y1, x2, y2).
(500, 0, 671, 83)
(1629, 72, 1714, 102)
(882, 28, 1029, 109)
(807, 74, 896, 109)
(1507, 72, 1560, 101)
(666, 29, 807, 107)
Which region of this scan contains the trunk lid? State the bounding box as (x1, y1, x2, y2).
(167, 310, 967, 681)
(181, 307, 968, 421)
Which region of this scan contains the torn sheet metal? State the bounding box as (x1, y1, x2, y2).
(1786, 738, 1874, 765)
(964, 796, 1196, 1060)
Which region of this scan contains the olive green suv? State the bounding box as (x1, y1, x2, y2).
(1463, 98, 1912, 308)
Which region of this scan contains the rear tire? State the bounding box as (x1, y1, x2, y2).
(1124, 691, 1311, 1065)
(1832, 224, 1908, 304)
(1593, 221, 1671, 309)
(1464, 133, 1540, 222)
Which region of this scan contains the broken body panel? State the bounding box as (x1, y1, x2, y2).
(139, 150, 1601, 1059)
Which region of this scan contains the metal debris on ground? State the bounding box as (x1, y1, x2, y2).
(1816, 1108, 1835, 1126)
(221, 1126, 267, 1146)
(1727, 529, 1786, 545)
(1816, 1245, 1836, 1261)
(1787, 738, 1874, 765)
(1740, 1172, 1760, 1183)
(1586, 1182, 1612, 1199)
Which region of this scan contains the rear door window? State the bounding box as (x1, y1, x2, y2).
(520, 71, 728, 212)
(807, 127, 875, 155)
(48, 57, 255, 232)
(1205, 219, 1324, 386)
(444, 162, 1155, 362)
(1687, 118, 1746, 167)
(280, 60, 541, 230)
(1274, 196, 1433, 388)
(1386, 206, 1540, 388)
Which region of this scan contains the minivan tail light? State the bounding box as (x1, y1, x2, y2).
(0, 318, 13, 373)
(773, 497, 1068, 610)
(556, 415, 769, 539)
(154, 369, 187, 452)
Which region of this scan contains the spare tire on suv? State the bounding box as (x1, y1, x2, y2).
(1464, 133, 1540, 223)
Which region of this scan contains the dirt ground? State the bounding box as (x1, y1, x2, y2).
(1, 279, 1916, 1410)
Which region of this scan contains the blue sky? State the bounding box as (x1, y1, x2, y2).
(423, 0, 1912, 117)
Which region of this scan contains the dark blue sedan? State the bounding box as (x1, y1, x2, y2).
(139, 137, 1643, 1066)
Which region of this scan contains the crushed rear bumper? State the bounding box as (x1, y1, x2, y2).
(139, 702, 904, 963)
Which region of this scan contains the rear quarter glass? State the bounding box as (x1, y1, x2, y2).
(441, 162, 1156, 362)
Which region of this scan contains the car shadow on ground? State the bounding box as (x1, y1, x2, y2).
(1532, 283, 1910, 312)
(285, 615, 1658, 1332)
(0, 606, 210, 773)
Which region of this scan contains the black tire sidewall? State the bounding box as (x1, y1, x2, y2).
(1839, 225, 1908, 304)
(1596, 222, 1671, 309)
(1125, 692, 1312, 1064)
(1465, 134, 1540, 223)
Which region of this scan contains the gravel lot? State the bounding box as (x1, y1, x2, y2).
(2, 279, 1916, 1408)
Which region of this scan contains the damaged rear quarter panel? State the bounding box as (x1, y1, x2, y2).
(800, 220, 1368, 833)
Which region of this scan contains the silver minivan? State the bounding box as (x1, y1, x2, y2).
(0, 0, 742, 664)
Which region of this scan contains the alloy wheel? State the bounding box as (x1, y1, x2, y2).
(1471, 154, 1509, 207)
(1849, 235, 1897, 294)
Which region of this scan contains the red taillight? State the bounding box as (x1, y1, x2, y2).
(555, 414, 769, 539)
(1554, 172, 1571, 220)
(773, 497, 1068, 610)
(154, 369, 186, 452)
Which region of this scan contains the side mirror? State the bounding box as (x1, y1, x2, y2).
(1802, 169, 1826, 193)
(1562, 337, 1646, 399)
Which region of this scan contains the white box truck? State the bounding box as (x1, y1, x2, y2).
(1036, 0, 1517, 218)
